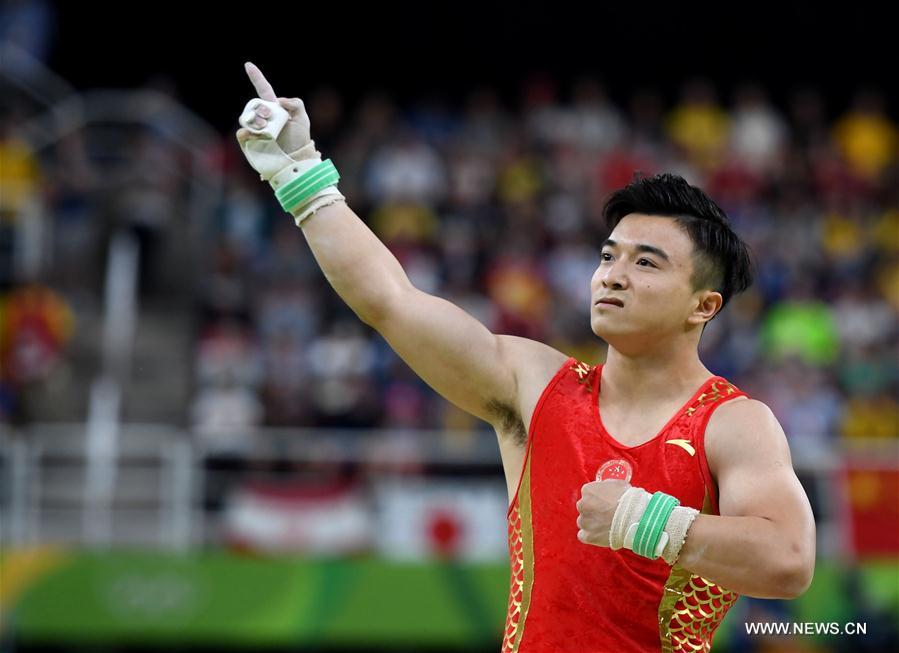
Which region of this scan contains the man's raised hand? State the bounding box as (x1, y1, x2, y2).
(235, 61, 344, 222)
(245, 61, 278, 102)
(236, 61, 315, 162)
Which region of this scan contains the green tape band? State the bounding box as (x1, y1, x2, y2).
(280, 172, 341, 213)
(275, 160, 341, 213)
(633, 492, 679, 559)
(275, 159, 336, 201)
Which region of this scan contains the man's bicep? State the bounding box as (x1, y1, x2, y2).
(711, 400, 812, 524)
(717, 452, 809, 524)
(372, 286, 521, 425)
(710, 399, 817, 586)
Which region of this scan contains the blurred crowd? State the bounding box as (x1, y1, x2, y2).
(1, 71, 898, 460)
(192, 77, 899, 456)
(0, 7, 896, 650)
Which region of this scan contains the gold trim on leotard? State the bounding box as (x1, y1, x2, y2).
(569, 361, 594, 393)
(657, 491, 739, 652)
(684, 381, 737, 417)
(503, 454, 535, 652)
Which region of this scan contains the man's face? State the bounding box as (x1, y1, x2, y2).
(590, 214, 708, 350)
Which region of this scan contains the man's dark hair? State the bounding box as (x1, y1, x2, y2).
(602, 172, 755, 320)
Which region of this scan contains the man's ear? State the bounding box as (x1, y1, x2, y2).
(689, 290, 723, 326)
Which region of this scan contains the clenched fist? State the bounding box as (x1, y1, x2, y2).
(576, 479, 631, 547)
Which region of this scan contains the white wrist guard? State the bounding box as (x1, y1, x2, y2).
(610, 486, 700, 564)
(238, 98, 345, 225)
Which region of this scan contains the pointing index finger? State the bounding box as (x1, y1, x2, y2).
(244, 61, 277, 101)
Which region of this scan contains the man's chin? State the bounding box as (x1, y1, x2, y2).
(592, 320, 642, 346)
(591, 325, 622, 343)
(591, 319, 626, 336)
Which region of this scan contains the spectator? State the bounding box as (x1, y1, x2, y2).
(665, 78, 730, 172)
(832, 88, 897, 183)
(728, 82, 789, 175)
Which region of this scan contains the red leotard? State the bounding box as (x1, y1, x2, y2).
(503, 357, 750, 653)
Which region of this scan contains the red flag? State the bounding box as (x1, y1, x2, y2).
(843, 465, 899, 557)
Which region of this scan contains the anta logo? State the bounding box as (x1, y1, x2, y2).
(665, 439, 696, 456)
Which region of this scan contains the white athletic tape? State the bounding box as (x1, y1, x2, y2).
(292, 189, 346, 227)
(238, 99, 295, 181)
(611, 486, 697, 564)
(239, 99, 289, 139)
(237, 97, 345, 220)
(660, 505, 699, 565)
(623, 524, 669, 558)
(610, 487, 651, 551)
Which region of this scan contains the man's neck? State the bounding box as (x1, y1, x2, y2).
(601, 345, 713, 407)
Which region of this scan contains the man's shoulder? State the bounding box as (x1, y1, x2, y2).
(496, 335, 571, 388)
(708, 396, 775, 426)
(705, 397, 789, 467)
(490, 336, 570, 443)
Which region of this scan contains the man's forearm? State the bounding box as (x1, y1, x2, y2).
(293, 201, 411, 325)
(236, 66, 410, 326)
(675, 514, 815, 599)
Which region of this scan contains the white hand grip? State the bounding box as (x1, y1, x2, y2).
(239, 99, 289, 140)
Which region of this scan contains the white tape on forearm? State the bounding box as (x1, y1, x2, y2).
(291, 187, 346, 226)
(237, 97, 342, 220)
(623, 523, 670, 558)
(610, 486, 699, 563)
(609, 487, 651, 551)
(660, 505, 700, 565)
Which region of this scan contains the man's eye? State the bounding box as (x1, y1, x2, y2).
(600, 253, 655, 267)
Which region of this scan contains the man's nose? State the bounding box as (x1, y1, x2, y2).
(601, 260, 628, 289)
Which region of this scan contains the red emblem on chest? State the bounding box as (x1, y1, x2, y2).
(596, 458, 633, 482)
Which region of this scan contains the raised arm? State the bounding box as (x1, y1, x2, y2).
(235, 63, 560, 427)
(297, 200, 529, 425)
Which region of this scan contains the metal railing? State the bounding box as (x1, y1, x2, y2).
(2, 423, 897, 558)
